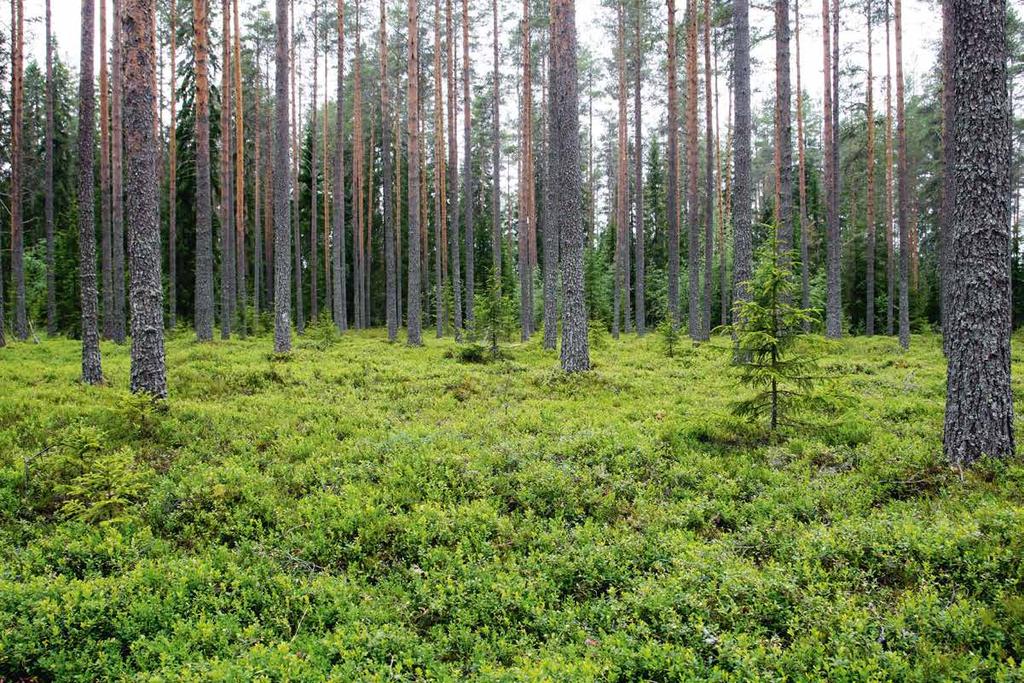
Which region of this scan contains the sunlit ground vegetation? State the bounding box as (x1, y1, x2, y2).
(1, 327, 1023, 680)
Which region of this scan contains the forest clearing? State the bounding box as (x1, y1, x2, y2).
(1, 330, 1023, 679)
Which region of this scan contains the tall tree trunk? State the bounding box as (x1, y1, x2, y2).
(732, 0, 751, 320)
(865, 0, 876, 336)
(944, 0, 1014, 465)
(701, 0, 714, 340)
(462, 0, 475, 324)
(518, 3, 532, 341)
(220, 0, 235, 338)
(334, 0, 349, 331)
(614, 0, 628, 339)
(79, 0, 103, 379)
(895, 0, 909, 349)
(353, 0, 364, 328)
(291, 0, 304, 333)
(939, 0, 953, 353)
(667, 0, 681, 326)
(795, 0, 810, 327)
(194, 0, 215, 340)
(396, 111, 404, 322)
(310, 0, 320, 322)
(435, 0, 447, 337)
(168, 0, 178, 327)
(123, 0, 167, 396)
(634, 0, 645, 336)
(542, 48, 558, 349)
(45, 0, 56, 335)
(822, 0, 840, 337)
(101, 0, 114, 340)
(264, 50, 275, 309)
(274, 0, 292, 351)
(112, 0, 126, 343)
(552, 0, 588, 371)
(447, 0, 463, 339)
(408, 0, 423, 344)
(884, 0, 894, 335)
(774, 0, 792, 268)
(254, 51, 262, 317)
(685, 0, 700, 339)
(379, 0, 396, 338)
(322, 49, 331, 319)
(490, 0, 502, 283)
(234, 0, 246, 334)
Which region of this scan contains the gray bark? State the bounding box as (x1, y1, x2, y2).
(542, 49, 558, 350)
(491, 0, 501, 283)
(9, 0, 25, 340)
(943, 0, 1013, 465)
(939, 0, 953, 353)
(274, 0, 292, 352)
(823, 0, 841, 338)
(447, 0, 463, 340)
(462, 0, 474, 325)
(45, 0, 56, 335)
(334, 0, 348, 331)
(381, 0, 396, 339)
(895, 0, 909, 349)
(775, 0, 792, 264)
(194, 0, 215, 341)
(685, 0, 700, 339)
(701, 0, 713, 340)
(123, 0, 168, 397)
(101, 0, 114, 340)
(220, 0, 235, 339)
(310, 0, 320, 322)
(633, 3, 645, 336)
(732, 0, 751, 314)
(407, 0, 423, 345)
(667, 0, 681, 325)
(168, 0, 177, 328)
(112, 0, 127, 343)
(551, 0, 588, 372)
(79, 0, 103, 382)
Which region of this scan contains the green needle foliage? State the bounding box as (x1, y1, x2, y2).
(726, 234, 821, 433)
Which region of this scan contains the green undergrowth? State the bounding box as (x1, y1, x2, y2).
(1, 328, 1023, 681)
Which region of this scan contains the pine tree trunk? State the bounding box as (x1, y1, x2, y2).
(895, 0, 909, 349)
(353, 1, 364, 328)
(939, 0, 953, 353)
(112, 0, 127, 343)
(101, 0, 114, 340)
(435, 0, 447, 337)
(634, 2, 645, 336)
(168, 0, 178, 328)
(795, 0, 810, 327)
(291, 0, 304, 334)
(407, 0, 423, 344)
(381, 0, 396, 338)
(274, 0, 292, 352)
(884, 0, 894, 335)
(45, 0, 56, 335)
(79, 0, 104, 380)
(667, 0, 681, 326)
(462, 0, 475, 324)
(685, 0, 700, 339)
(447, 0, 463, 340)
(123, 0, 167, 396)
(614, 0, 628, 339)
(701, 0, 714, 340)
(322, 50, 331, 319)
(518, 5, 532, 341)
(822, 0, 841, 338)
(194, 0, 215, 341)
(774, 0, 792, 273)
(254, 58, 262, 317)
(491, 0, 502, 283)
(335, 0, 349, 331)
(865, 0, 876, 336)
(310, 0, 320, 323)
(943, 0, 1014, 465)
(220, 0, 235, 339)
(234, 0, 246, 334)
(542, 48, 558, 350)
(552, 0, 588, 371)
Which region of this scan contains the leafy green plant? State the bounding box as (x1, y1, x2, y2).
(57, 446, 150, 525)
(658, 318, 682, 358)
(474, 272, 518, 359)
(723, 235, 820, 432)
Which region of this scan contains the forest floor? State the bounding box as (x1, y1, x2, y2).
(1, 326, 1023, 680)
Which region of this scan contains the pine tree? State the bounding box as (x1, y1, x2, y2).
(895, 0, 909, 349)
(274, 0, 292, 352)
(234, 0, 246, 334)
(194, 0, 215, 341)
(490, 0, 502, 283)
(864, 0, 877, 336)
(700, 0, 714, 340)
(462, 0, 475, 325)
(408, 0, 424, 344)
(220, 0, 235, 339)
(822, 0, 840, 338)
(45, 0, 56, 335)
(446, 0, 464, 339)
(685, 0, 700, 339)
(168, 0, 178, 328)
(633, 0, 646, 335)
(79, 0, 104, 381)
(667, 0, 681, 325)
(732, 0, 751, 323)
(111, 0, 127, 343)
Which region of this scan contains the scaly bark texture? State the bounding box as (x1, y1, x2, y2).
(865, 0, 876, 336)
(101, 0, 114, 340)
(795, 0, 810, 324)
(822, 0, 840, 338)
(45, 0, 56, 335)
(542, 48, 558, 350)
(732, 0, 751, 316)
(234, 0, 246, 334)
(700, 0, 713, 340)
(79, 0, 104, 382)
(407, 0, 423, 345)
(884, 0, 894, 335)
(379, 0, 395, 339)
(685, 0, 700, 339)
(552, 0, 588, 372)
(490, 0, 502, 283)
(633, 0, 645, 336)
(168, 0, 178, 327)
(220, 0, 235, 339)
(939, 0, 952, 353)
(462, 0, 475, 324)
(614, 0, 628, 339)
(310, 0, 320, 322)
(943, 0, 1013, 465)
(667, 0, 681, 325)
(123, 0, 168, 397)
(274, 0, 292, 352)
(447, 0, 463, 340)
(334, 0, 348, 331)
(194, 0, 215, 341)
(518, 1, 533, 341)
(291, 0, 304, 334)
(774, 0, 792, 269)
(112, 0, 127, 343)
(435, 0, 447, 337)
(895, 0, 909, 349)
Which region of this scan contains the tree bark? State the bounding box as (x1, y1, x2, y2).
(169, 0, 178, 328)
(733, 0, 751, 322)
(194, 0, 215, 341)
(79, 0, 104, 381)
(462, 0, 475, 324)
(685, 0, 700, 339)
(795, 0, 809, 327)
(895, 0, 909, 349)
(310, 0, 320, 322)
(291, 0, 304, 334)
(944, 0, 1014, 465)
(774, 0, 792, 272)
(865, 0, 876, 336)
(379, 0, 396, 338)
(667, 0, 681, 326)
(701, 0, 714, 339)
(552, 0, 588, 372)
(614, 0, 628, 339)
(123, 0, 168, 396)
(435, 0, 447, 337)
(447, 0, 463, 339)
(939, 0, 953, 353)
(220, 0, 235, 339)
(884, 0, 894, 335)
(407, 0, 423, 344)
(491, 0, 502, 284)
(542, 49, 558, 350)
(100, 0, 114, 341)
(112, 0, 127, 343)
(335, 0, 349, 331)
(274, 0, 292, 352)
(822, 0, 840, 338)
(634, 0, 645, 336)
(518, 5, 533, 341)
(45, 0, 56, 335)
(234, 0, 246, 334)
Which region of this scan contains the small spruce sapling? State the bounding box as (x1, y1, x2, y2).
(475, 270, 518, 358)
(658, 317, 681, 357)
(724, 234, 819, 433)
